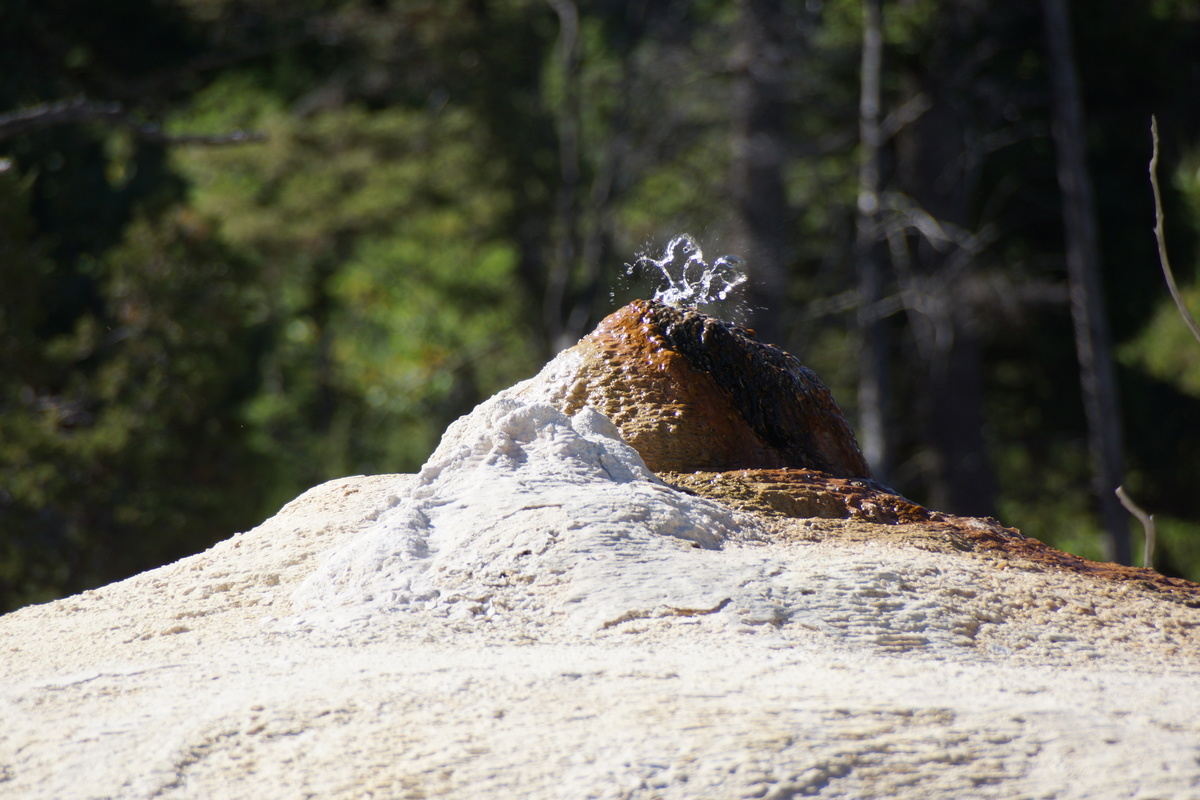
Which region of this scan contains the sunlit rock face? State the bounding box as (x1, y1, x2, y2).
(513, 299, 871, 477)
(8, 302, 1200, 800)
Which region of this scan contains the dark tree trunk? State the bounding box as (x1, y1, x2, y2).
(545, 0, 583, 352)
(731, 0, 792, 345)
(855, 0, 891, 482)
(1042, 0, 1130, 563)
(543, 0, 637, 352)
(894, 78, 997, 518)
(926, 323, 994, 515)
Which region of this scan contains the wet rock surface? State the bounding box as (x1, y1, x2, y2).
(515, 299, 870, 476)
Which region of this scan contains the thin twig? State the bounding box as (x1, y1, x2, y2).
(1149, 115, 1200, 345)
(0, 97, 265, 146)
(1115, 485, 1156, 570)
(880, 92, 933, 140)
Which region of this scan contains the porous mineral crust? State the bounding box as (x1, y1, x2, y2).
(512, 299, 1200, 604)
(515, 299, 871, 476)
(663, 468, 1200, 603)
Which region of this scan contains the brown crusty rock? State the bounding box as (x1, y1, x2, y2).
(663, 467, 1200, 604)
(508, 300, 1200, 604)
(514, 299, 871, 477)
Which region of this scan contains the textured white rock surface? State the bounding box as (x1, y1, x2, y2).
(2, 396, 1200, 800)
(291, 397, 750, 633)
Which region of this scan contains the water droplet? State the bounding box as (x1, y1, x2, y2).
(624, 234, 748, 315)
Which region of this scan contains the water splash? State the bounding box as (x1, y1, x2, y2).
(623, 234, 748, 315)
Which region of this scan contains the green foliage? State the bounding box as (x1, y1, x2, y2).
(1154, 515, 1200, 578)
(1120, 285, 1200, 398)
(3, 0, 1200, 612)
(0, 170, 271, 607)
(172, 78, 542, 477)
(994, 438, 1111, 564)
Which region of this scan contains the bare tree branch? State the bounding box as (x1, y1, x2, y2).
(879, 92, 932, 141)
(1044, 0, 1129, 564)
(1149, 116, 1200, 346)
(0, 98, 265, 146)
(1116, 485, 1156, 570)
(855, 0, 890, 479)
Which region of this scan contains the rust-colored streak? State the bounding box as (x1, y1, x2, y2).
(664, 468, 1200, 602)
(639, 302, 871, 477)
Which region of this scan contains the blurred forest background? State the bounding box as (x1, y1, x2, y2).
(3, 0, 1200, 612)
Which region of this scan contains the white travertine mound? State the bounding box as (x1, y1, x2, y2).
(292, 397, 753, 632)
(2, 396, 1200, 800)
